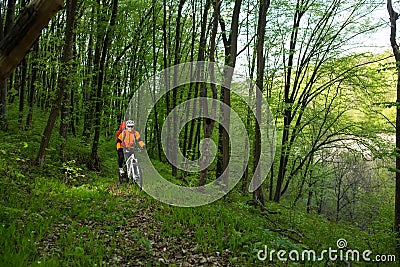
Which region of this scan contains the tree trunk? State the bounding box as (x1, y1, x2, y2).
(152, 0, 162, 161)
(199, 0, 218, 186)
(25, 42, 38, 130)
(387, 0, 400, 255)
(217, 0, 242, 189)
(59, 0, 78, 157)
(171, 0, 186, 177)
(36, 0, 77, 166)
(90, 0, 118, 170)
(253, 0, 270, 210)
(0, 80, 7, 131)
(82, 28, 94, 138)
(0, 0, 18, 131)
(306, 185, 313, 213)
(0, 8, 6, 131)
(162, 0, 173, 169)
(182, 0, 197, 163)
(196, 0, 211, 185)
(274, 1, 303, 202)
(4, 0, 17, 37)
(18, 58, 27, 124)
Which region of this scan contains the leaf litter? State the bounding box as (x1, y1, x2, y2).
(35, 183, 231, 266)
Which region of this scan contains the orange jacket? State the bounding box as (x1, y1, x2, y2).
(116, 129, 145, 149)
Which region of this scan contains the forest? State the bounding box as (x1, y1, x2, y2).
(0, 0, 399, 266)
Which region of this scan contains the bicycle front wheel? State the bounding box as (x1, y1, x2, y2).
(135, 165, 143, 190)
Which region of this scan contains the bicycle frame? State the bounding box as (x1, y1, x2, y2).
(124, 148, 143, 189)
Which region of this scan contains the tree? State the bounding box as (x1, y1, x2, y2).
(199, 0, 219, 186)
(387, 0, 400, 254)
(252, 0, 271, 209)
(0, 0, 62, 131)
(36, 0, 77, 165)
(217, 0, 242, 188)
(90, 0, 119, 170)
(0, 0, 63, 82)
(271, 0, 382, 202)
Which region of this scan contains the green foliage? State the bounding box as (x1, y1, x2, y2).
(0, 0, 398, 265)
(0, 127, 397, 266)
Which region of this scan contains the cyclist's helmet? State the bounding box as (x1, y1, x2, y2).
(126, 120, 135, 127)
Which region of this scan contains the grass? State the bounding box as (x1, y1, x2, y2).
(0, 112, 398, 266)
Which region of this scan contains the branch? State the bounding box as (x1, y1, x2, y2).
(0, 0, 63, 82)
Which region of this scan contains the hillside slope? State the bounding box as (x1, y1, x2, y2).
(0, 125, 397, 266)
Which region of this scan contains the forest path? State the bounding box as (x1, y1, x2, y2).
(35, 183, 230, 266)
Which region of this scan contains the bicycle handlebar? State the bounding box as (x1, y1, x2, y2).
(123, 147, 144, 153)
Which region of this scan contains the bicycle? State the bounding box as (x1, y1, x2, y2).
(123, 148, 143, 189)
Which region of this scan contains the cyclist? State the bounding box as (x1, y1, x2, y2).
(116, 120, 145, 182)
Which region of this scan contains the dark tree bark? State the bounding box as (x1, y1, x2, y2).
(82, 23, 94, 138)
(0, 0, 63, 82)
(194, 0, 211, 185)
(25, 42, 39, 130)
(162, 0, 172, 171)
(18, 58, 27, 124)
(0, 7, 7, 131)
(4, 0, 17, 36)
(171, 0, 186, 177)
(0, 0, 17, 131)
(59, 0, 78, 156)
(152, 0, 162, 161)
(253, 0, 271, 210)
(274, 0, 304, 202)
(199, 0, 219, 186)
(217, 0, 242, 189)
(182, 0, 197, 164)
(36, 0, 77, 166)
(387, 0, 400, 255)
(185, 0, 211, 169)
(90, 0, 118, 170)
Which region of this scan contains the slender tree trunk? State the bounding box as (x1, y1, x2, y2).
(182, 0, 197, 162)
(90, 0, 118, 170)
(60, 77, 71, 139)
(306, 186, 313, 213)
(0, 0, 18, 131)
(199, 0, 219, 186)
(152, 0, 162, 161)
(70, 85, 77, 137)
(36, 0, 77, 166)
(274, 1, 303, 202)
(82, 29, 94, 138)
(25, 43, 38, 130)
(171, 0, 186, 177)
(59, 0, 78, 157)
(387, 0, 400, 255)
(0, 6, 6, 131)
(185, 0, 203, 161)
(241, 0, 256, 196)
(195, 0, 211, 185)
(253, 0, 270, 210)
(4, 0, 17, 36)
(0, 80, 6, 131)
(217, 0, 242, 189)
(336, 174, 342, 222)
(163, 0, 173, 168)
(18, 58, 27, 124)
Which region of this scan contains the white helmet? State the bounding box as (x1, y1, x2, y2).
(126, 120, 134, 127)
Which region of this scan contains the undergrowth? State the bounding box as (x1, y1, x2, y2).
(0, 113, 397, 266)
